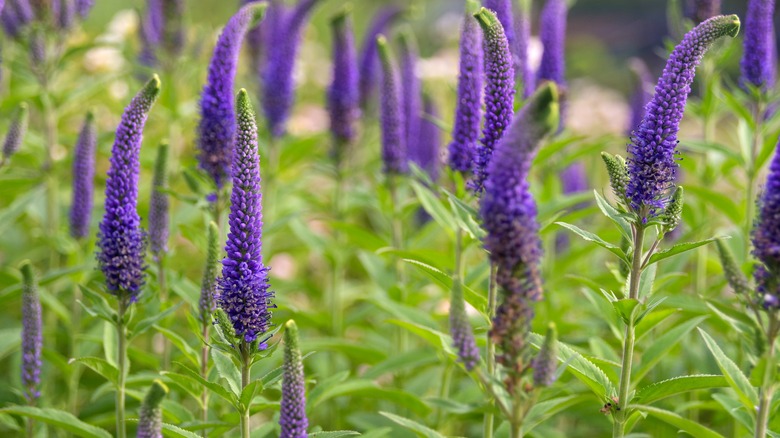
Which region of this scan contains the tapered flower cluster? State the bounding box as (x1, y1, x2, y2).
(69, 112, 97, 239)
(626, 15, 739, 215)
(470, 8, 515, 195)
(262, 0, 320, 138)
(197, 3, 265, 188)
(199, 221, 220, 325)
(136, 380, 168, 438)
(97, 76, 160, 300)
(741, 0, 776, 89)
(327, 9, 360, 158)
(217, 89, 274, 343)
(753, 142, 780, 310)
(279, 320, 308, 438)
(399, 30, 421, 164)
(358, 6, 403, 108)
(1, 102, 28, 166)
(446, 7, 483, 173)
(148, 143, 170, 260)
(480, 83, 559, 387)
(376, 36, 407, 175)
(20, 262, 42, 403)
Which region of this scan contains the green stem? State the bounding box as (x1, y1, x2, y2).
(240, 342, 251, 438)
(510, 398, 524, 438)
(157, 256, 170, 369)
(484, 263, 498, 438)
(389, 176, 408, 353)
(331, 164, 345, 336)
(26, 417, 33, 438)
(200, 324, 210, 438)
(755, 320, 777, 438)
(69, 283, 83, 414)
(116, 296, 129, 438)
(435, 363, 453, 430)
(613, 225, 645, 438)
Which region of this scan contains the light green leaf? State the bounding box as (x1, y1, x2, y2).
(699, 329, 758, 410)
(646, 237, 726, 266)
(240, 379, 263, 410)
(129, 303, 181, 339)
(379, 411, 445, 438)
(211, 349, 242, 397)
(0, 406, 112, 438)
(593, 190, 632, 241)
(69, 357, 119, 385)
(632, 405, 725, 438)
(634, 375, 728, 405)
(308, 432, 361, 437)
(556, 222, 629, 263)
(410, 180, 458, 232)
(523, 394, 591, 434)
(634, 316, 709, 382)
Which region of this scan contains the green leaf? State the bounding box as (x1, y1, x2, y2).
(634, 316, 709, 382)
(78, 286, 116, 324)
(594, 190, 632, 241)
(0, 406, 112, 438)
(69, 357, 119, 385)
(698, 329, 758, 410)
(162, 371, 205, 408)
(163, 363, 237, 407)
(126, 419, 202, 438)
(686, 186, 743, 225)
(646, 237, 726, 266)
(155, 325, 200, 368)
(240, 379, 263, 410)
(211, 349, 242, 397)
(308, 431, 361, 437)
(613, 299, 640, 324)
(311, 378, 430, 416)
(523, 394, 591, 434)
(446, 195, 485, 240)
(379, 411, 445, 438)
(556, 222, 629, 263)
(410, 180, 458, 232)
(632, 405, 726, 438)
(129, 303, 181, 339)
(634, 375, 728, 404)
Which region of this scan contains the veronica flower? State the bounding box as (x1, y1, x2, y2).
(327, 9, 360, 161)
(531, 323, 558, 387)
(217, 89, 274, 343)
(199, 221, 220, 325)
(136, 380, 168, 438)
(470, 8, 515, 195)
(69, 112, 97, 239)
(148, 143, 169, 261)
(627, 58, 653, 135)
(97, 76, 161, 301)
(0, 102, 28, 167)
(197, 3, 265, 188)
(515, 0, 533, 97)
(76, 0, 93, 18)
(626, 15, 739, 216)
(753, 142, 780, 309)
(376, 35, 406, 175)
(411, 96, 442, 182)
(279, 320, 307, 438)
(20, 261, 42, 404)
(450, 274, 479, 371)
(741, 0, 776, 89)
(537, 0, 567, 131)
(447, 6, 483, 173)
(52, 0, 75, 29)
(480, 83, 559, 389)
(484, 0, 514, 61)
(243, 0, 266, 76)
(358, 6, 404, 108)
(262, 0, 321, 138)
(398, 29, 421, 161)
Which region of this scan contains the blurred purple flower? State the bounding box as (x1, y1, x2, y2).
(217, 89, 274, 343)
(627, 58, 653, 135)
(514, 0, 533, 97)
(1, 102, 28, 166)
(148, 143, 169, 261)
(97, 76, 160, 301)
(136, 380, 167, 438)
(20, 262, 42, 404)
(399, 30, 421, 165)
(741, 0, 776, 90)
(753, 141, 780, 309)
(411, 96, 442, 182)
(69, 112, 96, 239)
(358, 6, 403, 109)
(327, 9, 360, 159)
(376, 35, 407, 174)
(279, 320, 307, 438)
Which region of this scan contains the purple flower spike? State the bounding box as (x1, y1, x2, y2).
(753, 142, 780, 309)
(148, 143, 169, 260)
(97, 76, 161, 301)
(627, 58, 653, 135)
(515, 0, 534, 97)
(627, 15, 739, 216)
(262, 0, 321, 138)
(532, 323, 558, 387)
(75, 0, 93, 18)
(327, 8, 360, 159)
(244, 0, 268, 77)
(217, 89, 274, 343)
(136, 380, 168, 438)
(481, 83, 559, 388)
(197, 3, 266, 188)
(561, 161, 588, 195)
(538, 0, 567, 86)
(449, 274, 479, 371)
(447, 5, 483, 174)
(412, 96, 442, 182)
(69, 112, 97, 239)
(19, 261, 42, 404)
(470, 8, 515, 195)
(1, 102, 29, 166)
(358, 6, 404, 108)
(279, 320, 308, 438)
(484, 0, 514, 59)
(376, 35, 407, 175)
(139, 0, 164, 66)
(399, 29, 421, 164)
(741, 0, 776, 90)
(53, 0, 75, 29)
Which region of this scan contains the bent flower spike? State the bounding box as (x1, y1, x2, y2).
(626, 15, 739, 216)
(20, 261, 42, 404)
(197, 3, 265, 188)
(753, 142, 780, 310)
(70, 112, 97, 239)
(217, 89, 274, 343)
(480, 83, 559, 388)
(447, 4, 483, 173)
(280, 320, 308, 438)
(470, 7, 515, 195)
(97, 76, 161, 301)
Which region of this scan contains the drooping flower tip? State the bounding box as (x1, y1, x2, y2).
(532, 323, 558, 387)
(149, 142, 170, 259)
(626, 15, 739, 216)
(136, 380, 168, 438)
(280, 319, 308, 438)
(197, 3, 267, 188)
(1, 102, 29, 164)
(376, 34, 407, 174)
(97, 75, 161, 300)
(70, 111, 97, 239)
(19, 260, 42, 403)
(217, 88, 274, 343)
